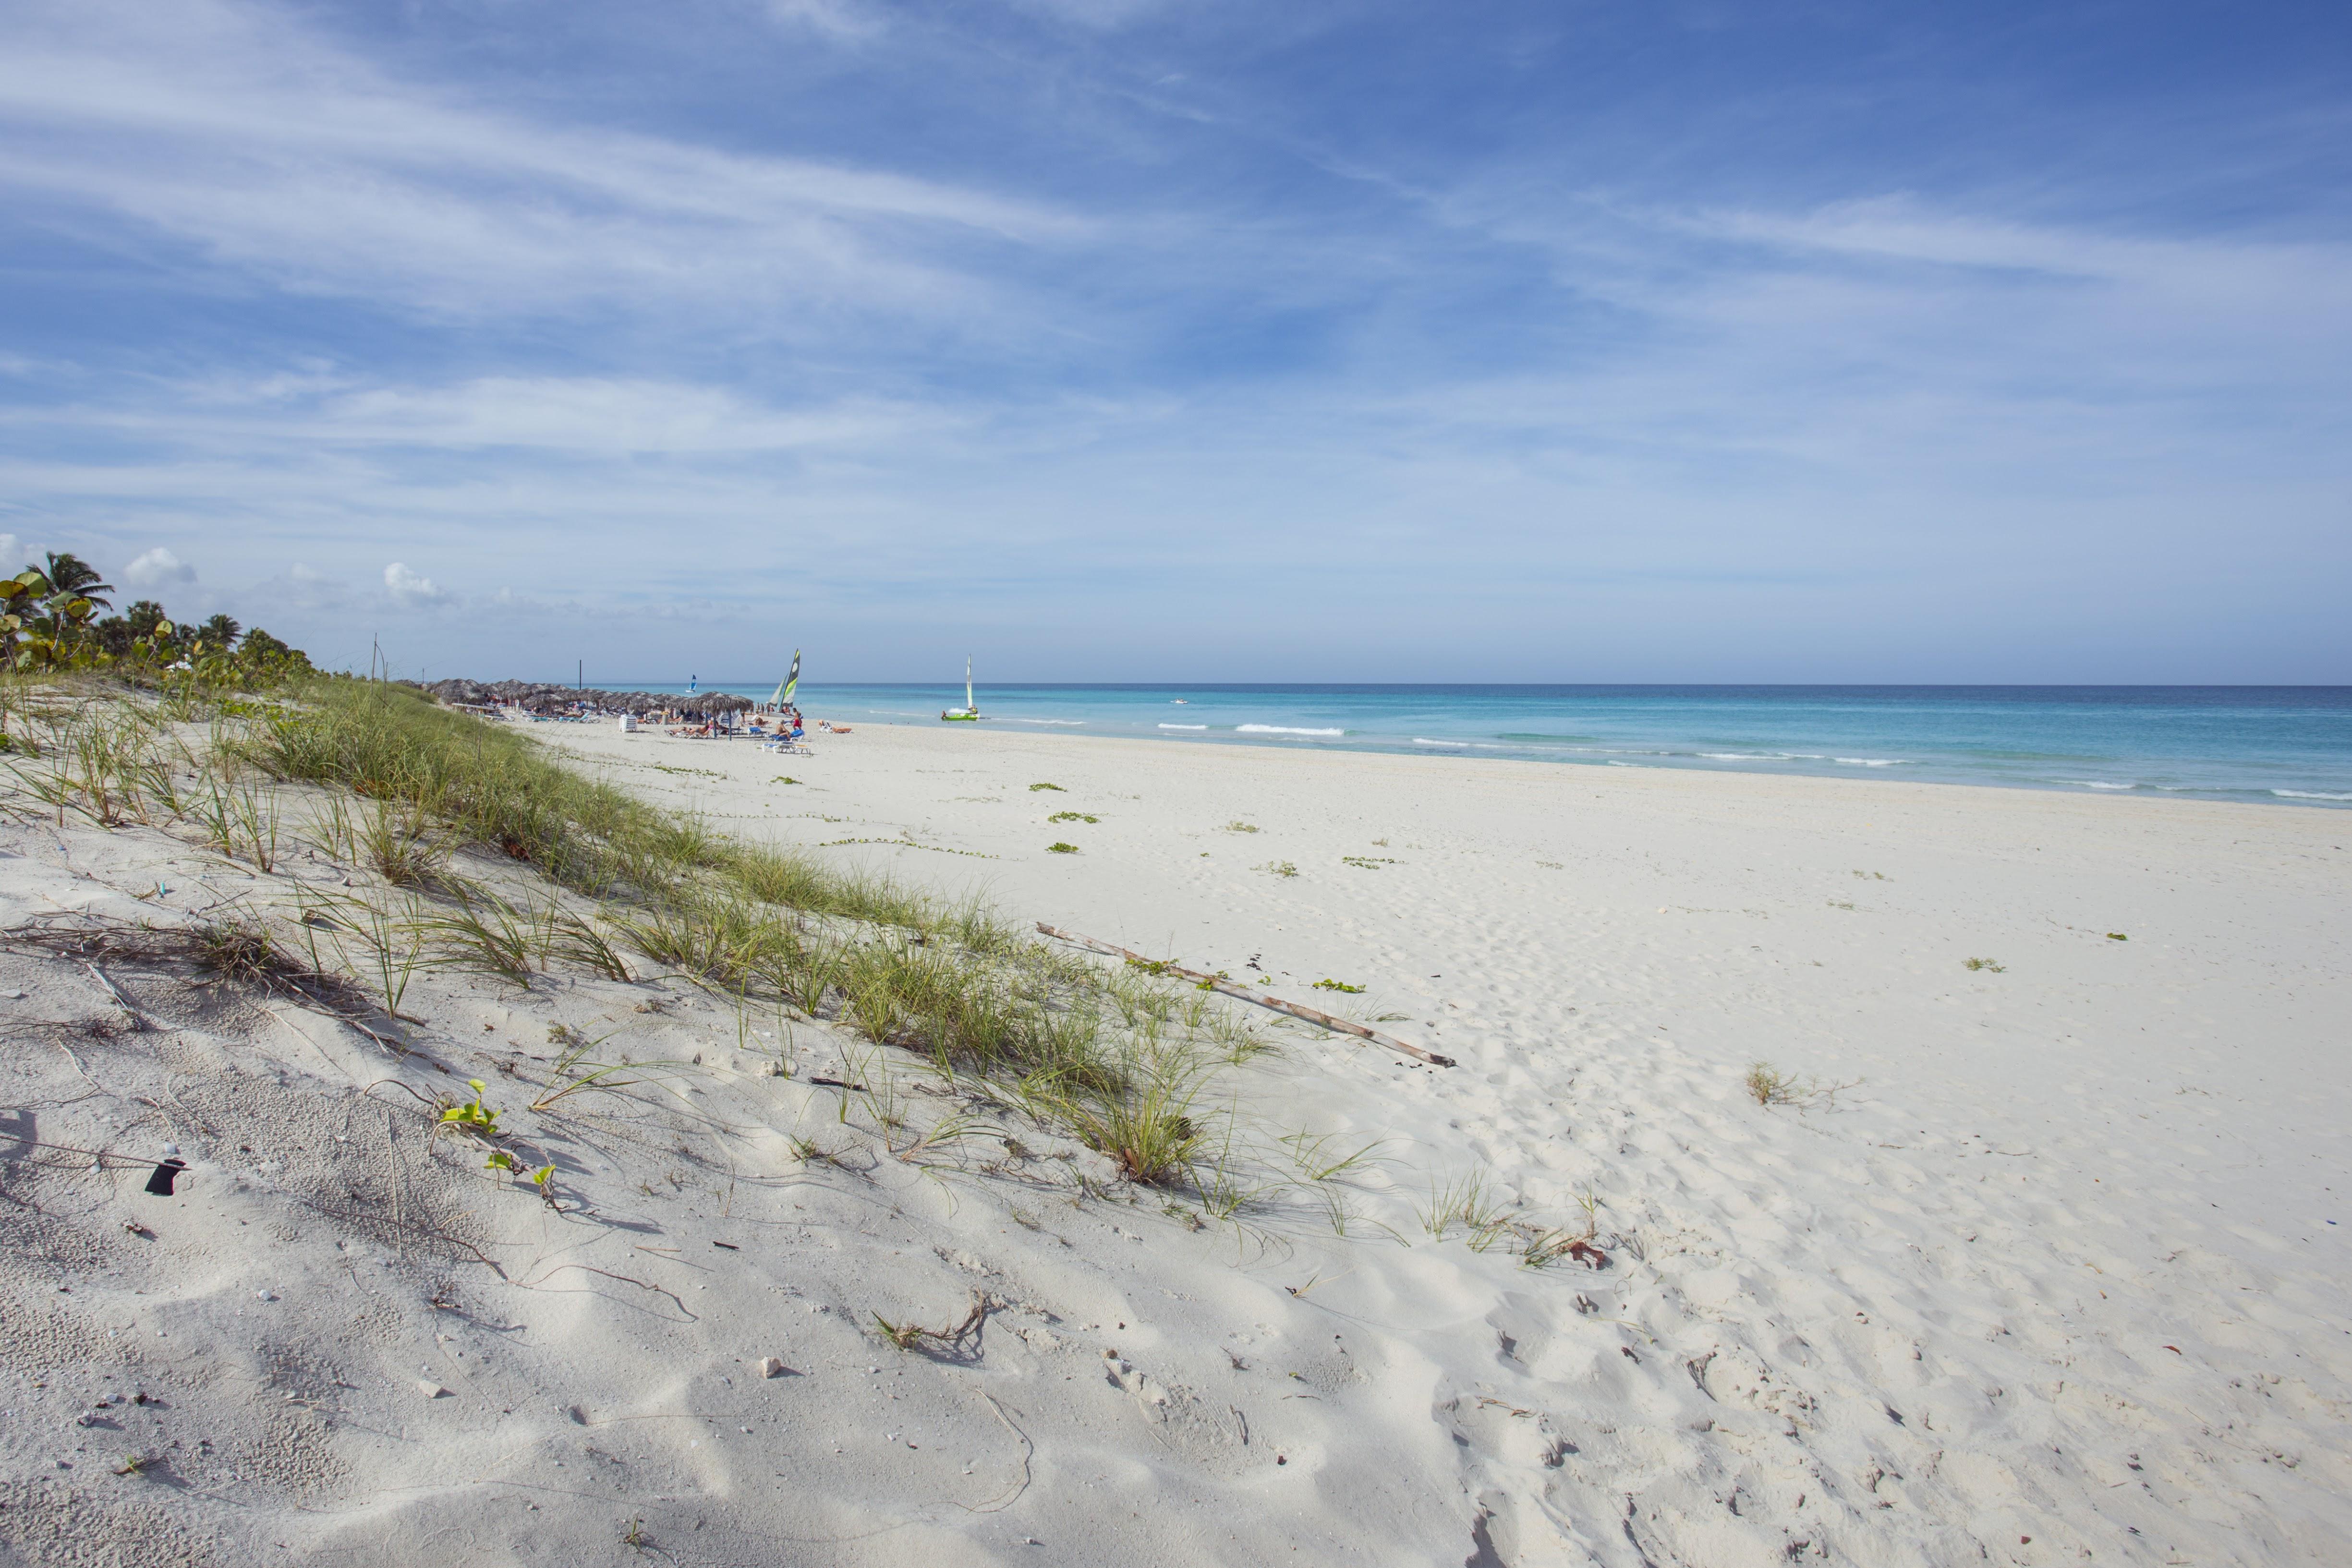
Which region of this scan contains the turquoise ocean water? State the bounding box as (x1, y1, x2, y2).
(625, 684, 2352, 808)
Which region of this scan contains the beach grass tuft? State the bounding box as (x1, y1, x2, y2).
(1745, 1060, 1862, 1109)
(195, 917, 284, 986)
(1418, 1170, 1509, 1244)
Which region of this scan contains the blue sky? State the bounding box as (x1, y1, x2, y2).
(0, 0, 2346, 682)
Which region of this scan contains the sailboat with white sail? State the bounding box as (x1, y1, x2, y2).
(941, 656, 981, 721)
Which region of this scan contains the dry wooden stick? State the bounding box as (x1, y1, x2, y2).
(1034, 924, 1455, 1068)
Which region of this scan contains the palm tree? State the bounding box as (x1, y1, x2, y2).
(0, 559, 97, 663)
(43, 553, 113, 612)
(197, 613, 242, 649)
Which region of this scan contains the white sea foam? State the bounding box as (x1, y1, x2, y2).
(2273, 789, 2352, 801)
(1237, 724, 1344, 736)
(1159, 723, 1207, 731)
(1833, 757, 1905, 767)
(1412, 738, 1469, 748)
(2057, 779, 2138, 791)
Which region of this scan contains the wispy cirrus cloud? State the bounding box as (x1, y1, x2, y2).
(763, 0, 886, 43)
(0, 375, 964, 456)
(0, 0, 1084, 328)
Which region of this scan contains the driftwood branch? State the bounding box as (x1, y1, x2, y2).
(1034, 924, 1455, 1068)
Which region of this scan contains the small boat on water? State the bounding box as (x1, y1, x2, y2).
(941, 656, 981, 721)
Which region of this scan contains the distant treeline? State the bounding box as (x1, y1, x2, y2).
(1, 552, 312, 679)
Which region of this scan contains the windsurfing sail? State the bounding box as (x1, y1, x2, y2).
(771, 649, 800, 710)
(687, 674, 697, 694)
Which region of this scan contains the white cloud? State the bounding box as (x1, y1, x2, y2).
(312, 379, 951, 454)
(0, 0, 1085, 326)
(763, 0, 883, 41)
(0, 534, 31, 573)
(1007, 0, 1169, 30)
(124, 545, 197, 586)
(0, 374, 963, 456)
(383, 562, 448, 605)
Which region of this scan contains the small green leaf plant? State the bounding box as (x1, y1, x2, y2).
(1312, 978, 1364, 994)
(485, 1147, 559, 1203)
(438, 1079, 501, 1139)
(1046, 842, 1079, 854)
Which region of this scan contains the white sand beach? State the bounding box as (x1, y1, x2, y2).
(6, 712, 2348, 1567)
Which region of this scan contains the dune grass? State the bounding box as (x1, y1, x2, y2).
(0, 675, 1294, 1213)
(230, 678, 1267, 1194)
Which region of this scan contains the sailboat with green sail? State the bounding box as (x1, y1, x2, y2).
(940, 655, 981, 721)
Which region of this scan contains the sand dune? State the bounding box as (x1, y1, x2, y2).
(4, 712, 2346, 1566)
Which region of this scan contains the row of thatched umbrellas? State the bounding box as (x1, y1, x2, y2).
(422, 678, 754, 718)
